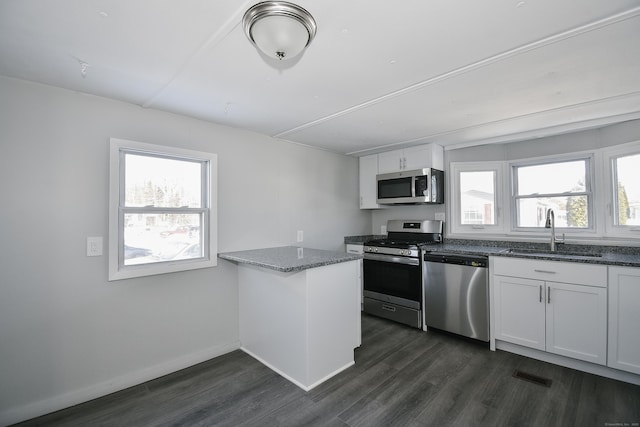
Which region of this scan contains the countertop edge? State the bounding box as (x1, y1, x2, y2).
(427, 245, 640, 267)
(218, 247, 362, 273)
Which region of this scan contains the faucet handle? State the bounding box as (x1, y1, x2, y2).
(557, 233, 565, 244)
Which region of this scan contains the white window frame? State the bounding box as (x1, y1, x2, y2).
(604, 140, 640, 237)
(449, 161, 507, 235)
(510, 153, 595, 234)
(108, 138, 217, 281)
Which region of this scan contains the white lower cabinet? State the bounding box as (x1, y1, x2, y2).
(494, 276, 546, 350)
(493, 257, 607, 365)
(608, 266, 640, 374)
(346, 244, 364, 311)
(545, 281, 607, 364)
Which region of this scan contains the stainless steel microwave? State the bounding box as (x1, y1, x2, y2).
(376, 168, 444, 204)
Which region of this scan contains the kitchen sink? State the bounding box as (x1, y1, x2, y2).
(502, 248, 603, 258)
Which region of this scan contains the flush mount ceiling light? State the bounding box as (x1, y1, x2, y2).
(243, 1, 317, 61)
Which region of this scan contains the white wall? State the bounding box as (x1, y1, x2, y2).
(0, 76, 370, 425)
(446, 120, 640, 163)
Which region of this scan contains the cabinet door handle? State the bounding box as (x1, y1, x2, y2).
(539, 285, 542, 303)
(547, 286, 551, 304)
(382, 304, 396, 312)
(534, 269, 556, 274)
(399, 158, 403, 170)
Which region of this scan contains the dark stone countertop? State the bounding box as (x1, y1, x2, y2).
(218, 246, 362, 273)
(342, 234, 640, 267)
(344, 235, 385, 245)
(427, 240, 640, 267)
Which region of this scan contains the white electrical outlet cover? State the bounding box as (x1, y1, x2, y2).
(87, 236, 103, 257)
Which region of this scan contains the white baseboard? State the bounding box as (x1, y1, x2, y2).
(496, 340, 640, 386)
(241, 346, 355, 392)
(0, 341, 240, 427)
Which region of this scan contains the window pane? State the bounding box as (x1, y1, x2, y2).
(516, 160, 586, 195)
(123, 213, 202, 265)
(460, 171, 495, 225)
(516, 196, 588, 228)
(125, 153, 202, 208)
(615, 153, 640, 226)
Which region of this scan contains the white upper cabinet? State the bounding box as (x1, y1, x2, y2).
(608, 266, 640, 375)
(378, 149, 405, 174)
(358, 154, 380, 209)
(377, 144, 443, 174)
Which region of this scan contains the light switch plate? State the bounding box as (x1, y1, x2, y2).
(87, 236, 103, 257)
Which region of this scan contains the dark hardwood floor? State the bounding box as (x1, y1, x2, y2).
(16, 313, 640, 427)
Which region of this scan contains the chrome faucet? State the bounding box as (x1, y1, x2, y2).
(544, 208, 564, 251)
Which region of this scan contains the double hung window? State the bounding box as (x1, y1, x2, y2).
(511, 157, 593, 230)
(607, 143, 640, 233)
(109, 138, 217, 281)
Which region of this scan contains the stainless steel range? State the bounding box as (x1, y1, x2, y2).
(363, 219, 443, 328)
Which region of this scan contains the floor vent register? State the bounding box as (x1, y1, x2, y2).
(512, 370, 552, 387)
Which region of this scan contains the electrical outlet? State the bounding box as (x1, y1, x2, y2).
(297, 247, 304, 259)
(435, 213, 446, 221)
(87, 236, 103, 257)
(297, 230, 303, 242)
(381, 225, 387, 235)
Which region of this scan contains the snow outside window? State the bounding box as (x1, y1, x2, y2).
(109, 138, 217, 281)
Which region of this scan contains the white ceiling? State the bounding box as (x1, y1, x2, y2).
(1, 0, 639, 155)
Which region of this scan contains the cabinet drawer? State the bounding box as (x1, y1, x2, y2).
(492, 257, 606, 287)
(346, 244, 364, 255)
(363, 297, 421, 329)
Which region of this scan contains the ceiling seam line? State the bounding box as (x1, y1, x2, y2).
(348, 110, 640, 156)
(275, 6, 640, 138)
(444, 112, 640, 151)
(345, 91, 640, 156)
(142, 1, 252, 109)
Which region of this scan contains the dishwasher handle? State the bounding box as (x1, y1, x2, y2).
(423, 252, 488, 267)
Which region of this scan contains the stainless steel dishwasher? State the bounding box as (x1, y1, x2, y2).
(423, 252, 489, 342)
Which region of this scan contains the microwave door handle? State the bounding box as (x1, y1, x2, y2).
(412, 176, 417, 198)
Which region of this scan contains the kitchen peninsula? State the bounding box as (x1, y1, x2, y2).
(218, 246, 362, 391)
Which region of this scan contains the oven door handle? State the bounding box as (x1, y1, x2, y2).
(364, 253, 420, 266)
